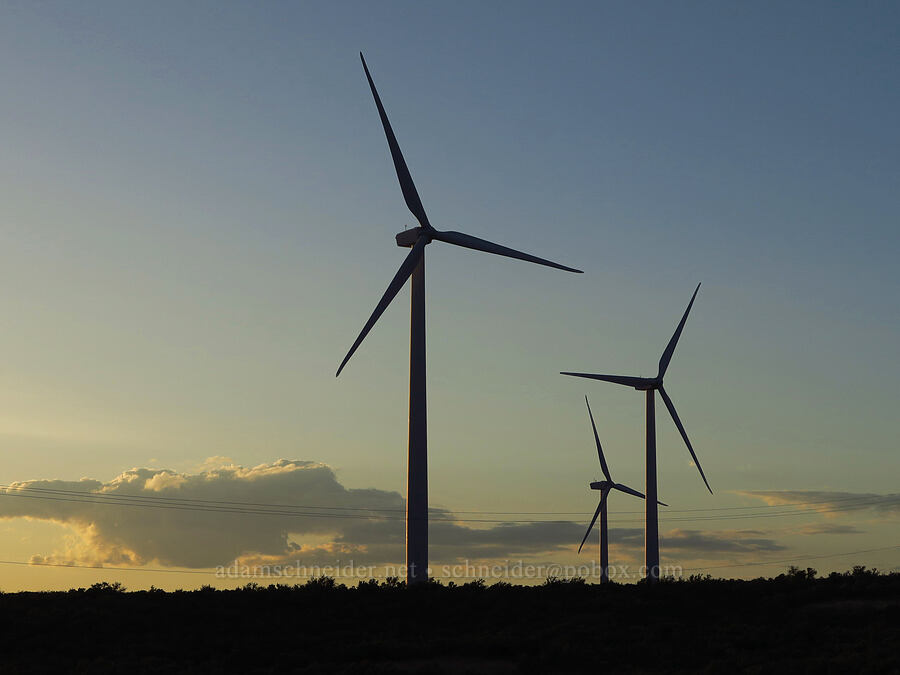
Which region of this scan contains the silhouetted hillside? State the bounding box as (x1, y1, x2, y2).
(1, 567, 898, 674)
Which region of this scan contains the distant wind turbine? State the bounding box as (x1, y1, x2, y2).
(337, 53, 582, 585)
(578, 396, 666, 583)
(562, 284, 709, 582)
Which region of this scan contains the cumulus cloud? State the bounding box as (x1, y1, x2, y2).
(0, 459, 582, 568)
(1, 460, 804, 570)
(739, 490, 900, 517)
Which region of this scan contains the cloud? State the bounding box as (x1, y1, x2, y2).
(660, 529, 786, 554)
(598, 526, 784, 555)
(739, 490, 900, 517)
(1, 460, 805, 570)
(0, 460, 582, 568)
(791, 523, 864, 536)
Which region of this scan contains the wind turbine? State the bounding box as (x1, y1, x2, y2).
(562, 284, 709, 582)
(578, 396, 665, 583)
(337, 53, 582, 585)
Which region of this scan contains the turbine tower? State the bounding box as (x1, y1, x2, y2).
(562, 284, 709, 582)
(578, 396, 665, 583)
(338, 53, 582, 585)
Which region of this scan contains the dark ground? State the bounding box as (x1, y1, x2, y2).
(1, 567, 898, 674)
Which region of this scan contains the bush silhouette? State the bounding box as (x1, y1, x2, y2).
(0, 567, 895, 673)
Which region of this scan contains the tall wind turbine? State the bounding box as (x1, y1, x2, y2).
(338, 53, 582, 585)
(562, 284, 709, 582)
(578, 396, 665, 583)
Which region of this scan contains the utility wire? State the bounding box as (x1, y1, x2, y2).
(0, 484, 889, 513)
(0, 484, 398, 513)
(1, 484, 896, 521)
(0, 488, 896, 524)
(0, 559, 215, 576)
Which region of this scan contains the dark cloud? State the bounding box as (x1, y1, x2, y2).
(1, 461, 810, 570)
(660, 528, 786, 554)
(0, 460, 581, 568)
(576, 526, 785, 559)
(430, 521, 585, 561)
(793, 523, 864, 536)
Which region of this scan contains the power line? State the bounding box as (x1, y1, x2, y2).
(0, 559, 413, 581)
(0, 559, 214, 576)
(0, 487, 897, 524)
(0, 491, 413, 522)
(0, 484, 403, 513)
(2, 484, 896, 522)
(0, 484, 892, 514)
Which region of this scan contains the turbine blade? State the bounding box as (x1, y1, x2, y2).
(657, 283, 701, 379)
(336, 238, 427, 377)
(613, 483, 646, 500)
(360, 53, 431, 230)
(430, 229, 582, 273)
(585, 396, 611, 482)
(577, 491, 608, 554)
(659, 385, 713, 494)
(561, 373, 652, 388)
(613, 482, 667, 505)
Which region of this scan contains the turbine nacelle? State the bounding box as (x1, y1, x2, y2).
(396, 227, 431, 248)
(590, 480, 612, 490)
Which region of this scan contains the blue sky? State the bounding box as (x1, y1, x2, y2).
(0, 1, 897, 588)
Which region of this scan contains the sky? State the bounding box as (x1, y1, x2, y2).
(0, 1, 898, 589)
